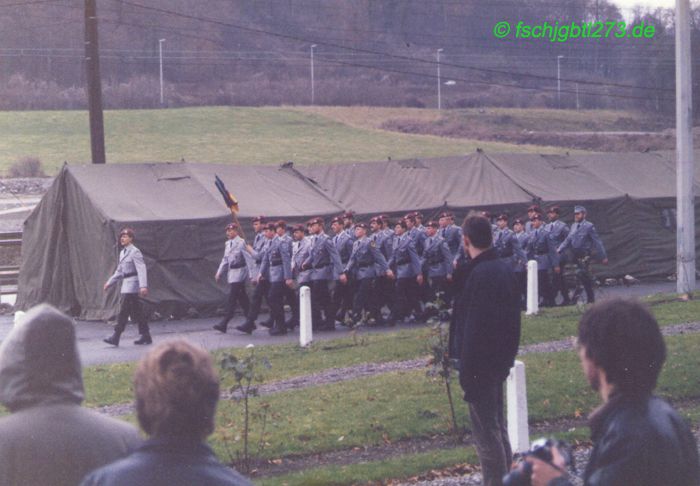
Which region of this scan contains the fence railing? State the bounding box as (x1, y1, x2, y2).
(0, 232, 20, 295)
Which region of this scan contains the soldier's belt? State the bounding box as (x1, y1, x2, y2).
(123, 272, 137, 279)
(313, 263, 330, 269)
(358, 263, 373, 268)
(536, 250, 549, 255)
(396, 259, 411, 266)
(229, 261, 246, 269)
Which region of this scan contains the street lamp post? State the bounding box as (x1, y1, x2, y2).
(159, 38, 165, 105)
(310, 44, 317, 105)
(437, 48, 444, 110)
(557, 55, 564, 108)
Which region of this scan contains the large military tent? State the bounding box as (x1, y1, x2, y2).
(16, 152, 700, 319)
(16, 162, 343, 320)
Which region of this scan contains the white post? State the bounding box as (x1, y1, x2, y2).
(310, 44, 317, 105)
(676, 0, 696, 296)
(437, 48, 443, 110)
(13, 310, 25, 327)
(526, 260, 538, 315)
(556, 55, 564, 108)
(158, 38, 165, 105)
(299, 285, 312, 347)
(506, 360, 530, 453)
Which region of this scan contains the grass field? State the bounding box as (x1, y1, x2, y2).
(1, 106, 576, 175)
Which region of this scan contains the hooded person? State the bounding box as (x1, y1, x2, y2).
(0, 303, 142, 486)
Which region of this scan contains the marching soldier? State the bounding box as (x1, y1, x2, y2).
(342, 211, 356, 240)
(526, 213, 559, 307)
(339, 223, 393, 325)
(258, 222, 294, 336)
(438, 211, 463, 261)
(275, 221, 298, 329)
(213, 223, 251, 334)
(103, 227, 151, 346)
(239, 216, 272, 331)
(331, 216, 354, 324)
(404, 214, 427, 256)
(421, 220, 453, 309)
(545, 205, 571, 305)
(387, 220, 423, 324)
(494, 213, 527, 272)
(290, 224, 312, 330)
(557, 205, 608, 303)
(525, 204, 543, 232)
(370, 216, 393, 319)
(512, 218, 529, 309)
(304, 217, 343, 331)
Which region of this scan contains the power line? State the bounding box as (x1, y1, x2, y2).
(110, 0, 674, 93)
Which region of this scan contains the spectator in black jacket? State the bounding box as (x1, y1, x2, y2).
(449, 215, 522, 486)
(528, 299, 700, 486)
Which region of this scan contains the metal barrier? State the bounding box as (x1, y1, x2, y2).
(0, 232, 21, 295)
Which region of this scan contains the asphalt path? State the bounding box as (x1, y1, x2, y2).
(0, 279, 691, 367)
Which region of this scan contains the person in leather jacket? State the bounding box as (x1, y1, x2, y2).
(527, 298, 700, 486)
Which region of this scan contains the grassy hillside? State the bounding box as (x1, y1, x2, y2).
(0, 106, 569, 175)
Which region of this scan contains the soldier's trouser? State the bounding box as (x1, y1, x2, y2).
(267, 281, 287, 329)
(394, 277, 421, 320)
(115, 293, 149, 336)
(574, 257, 595, 303)
(352, 277, 378, 319)
(468, 381, 512, 486)
(427, 276, 448, 308)
(284, 285, 297, 324)
(310, 279, 335, 327)
(538, 269, 554, 306)
(515, 271, 527, 309)
(246, 279, 270, 322)
(374, 275, 394, 314)
(332, 275, 353, 319)
(222, 282, 250, 325)
(551, 255, 569, 303)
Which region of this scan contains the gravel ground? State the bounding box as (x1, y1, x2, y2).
(0, 177, 52, 195)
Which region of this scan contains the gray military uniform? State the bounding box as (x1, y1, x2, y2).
(292, 237, 313, 285)
(440, 224, 463, 261)
(216, 236, 250, 284)
(421, 235, 453, 278)
(259, 235, 292, 283)
(558, 220, 607, 260)
(526, 227, 559, 270)
(344, 237, 388, 280)
(389, 233, 421, 278)
(304, 233, 343, 281)
(106, 244, 147, 293)
(494, 228, 527, 272)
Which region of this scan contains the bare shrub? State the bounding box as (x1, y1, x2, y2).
(7, 157, 45, 178)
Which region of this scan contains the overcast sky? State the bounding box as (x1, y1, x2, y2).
(612, 0, 675, 9)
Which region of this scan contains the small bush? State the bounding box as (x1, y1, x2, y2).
(8, 157, 45, 178)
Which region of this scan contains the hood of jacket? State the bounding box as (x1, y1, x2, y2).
(0, 303, 84, 411)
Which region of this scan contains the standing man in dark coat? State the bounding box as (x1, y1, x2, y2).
(449, 215, 521, 486)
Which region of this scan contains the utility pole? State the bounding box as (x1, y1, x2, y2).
(84, 0, 105, 164)
(675, 0, 696, 296)
(437, 48, 443, 110)
(310, 44, 317, 105)
(557, 55, 564, 108)
(159, 38, 165, 105)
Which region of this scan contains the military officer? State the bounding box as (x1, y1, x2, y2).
(494, 213, 527, 272)
(331, 216, 354, 324)
(304, 217, 343, 331)
(213, 223, 251, 334)
(370, 216, 394, 319)
(512, 218, 529, 308)
(525, 204, 543, 232)
(404, 214, 427, 256)
(339, 223, 393, 325)
(290, 224, 312, 330)
(387, 220, 424, 324)
(258, 221, 294, 336)
(103, 227, 151, 346)
(545, 205, 571, 305)
(438, 211, 463, 261)
(557, 205, 608, 303)
(342, 211, 357, 240)
(421, 220, 453, 309)
(275, 221, 299, 330)
(526, 213, 559, 307)
(239, 216, 273, 331)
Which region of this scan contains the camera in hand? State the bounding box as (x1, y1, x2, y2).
(503, 437, 574, 486)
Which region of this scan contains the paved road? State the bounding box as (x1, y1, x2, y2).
(0, 279, 693, 367)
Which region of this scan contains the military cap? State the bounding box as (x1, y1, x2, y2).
(574, 205, 586, 213)
(409, 211, 423, 219)
(481, 210, 491, 219)
(292, 224, 305, 233)
(426, 220, 439, 228)
(547, 205, 561, 214)
(395, 219, 408, 229)
(404, 214, 417, 222)
(225, 222, 239, 231)
(264, 222, 276, 231)
(341, 211, 355, 220)
(531, 213, 543, 221)
(252, 215, 267, 223)
(330, 216, 342, 225)
(355, 222, 368, 230)
(275, 220, 287, 229)
(307, 217, 324, 226)
(513, 218, 524, 225)
(527, 204, 542, 212)
(119, 227, 135, 238)
(496, 213, 508, 221)
(369, 216, 380, 224)
(439, 211, 454, 219)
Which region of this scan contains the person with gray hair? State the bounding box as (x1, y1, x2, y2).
(81, 339, 252, 486)
(0, 303, 142, 486)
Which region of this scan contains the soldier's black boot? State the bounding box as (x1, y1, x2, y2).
(259, 317, 274, 329)
(213, 319, 229, 333)
(103, 331, 121, 347)
(235, 321, 257, 334)
(134, 334, 152, 345)
(269, 325, 287, 336)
